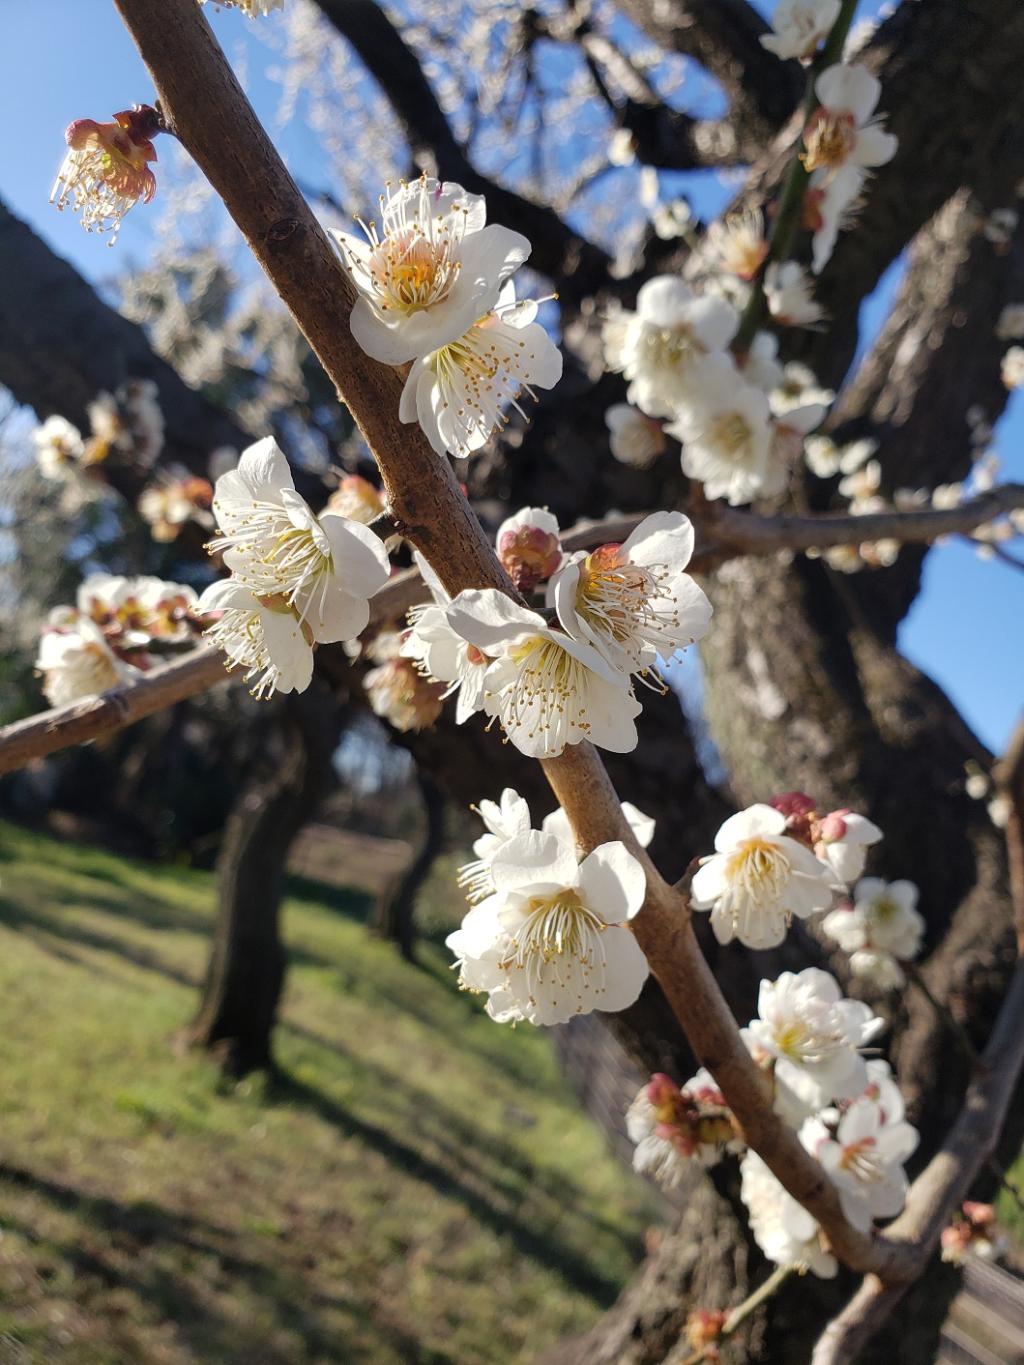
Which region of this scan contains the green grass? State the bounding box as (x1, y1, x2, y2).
(0, 822, 653, 1364)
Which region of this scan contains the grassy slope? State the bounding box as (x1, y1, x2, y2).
(0, 822, 652, 1365)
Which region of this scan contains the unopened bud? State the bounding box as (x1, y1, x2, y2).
(496, 507, 562, 593)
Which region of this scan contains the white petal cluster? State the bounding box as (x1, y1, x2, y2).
(801, 1097, 919, 1232)
(35, 618, 137, 707)
(627, 1069, 742, 1187)
(764, 262, 827, 328)
(690, 804, 836, 949)
(740, 1150, 839, 1278)
(760, 0, 841, 61)
(428, 512, 706, 757)
(199, 0, 283, 15)
(604, 404, 666, 469)
(805, 65, 898, 274)
(446, 830, 650, 1026)
(822, 877, 924, 988)
(199, 437, 390, 698)
(337, 178, 560, 456)
(456, 785, 655, 905)
(745, 968, 884, 1118)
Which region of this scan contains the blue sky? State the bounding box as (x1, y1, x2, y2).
(2, 1, 1020, 752)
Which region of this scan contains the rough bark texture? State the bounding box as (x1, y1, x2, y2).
(187, 679, 344, 1075)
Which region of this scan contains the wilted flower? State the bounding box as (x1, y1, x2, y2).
(51, 106, 161, 243)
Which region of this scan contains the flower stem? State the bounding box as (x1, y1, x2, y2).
(733, 0, 860, 350)
(679, 1264, 796, 1364)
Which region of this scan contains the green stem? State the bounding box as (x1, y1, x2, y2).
(723, 1263, 794, 1337)
(733, 0, 860, 350)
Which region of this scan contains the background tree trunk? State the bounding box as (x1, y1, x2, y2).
(369, 770, 445, 961)
(187, 677, 344, 1075)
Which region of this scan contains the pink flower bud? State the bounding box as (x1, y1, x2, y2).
(818, 811, 848, 843)
(495, 507, 561, 593)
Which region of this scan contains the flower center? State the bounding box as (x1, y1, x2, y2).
(773, 1017, 844, 1066)
(870, 896, 899, 923)
(370, 229, 457, 314)
(500, 889, 607, 1003)
(642, 323, 697, 371)
(209, 504, 332, 623)
(500, 635, 592, 744)
(575, 545, 679, 677)
(839, 1136, 884, 1184)
(725, 838, 790, 909)
(709, 412, 755, 459)
(802, 110, 858, 172)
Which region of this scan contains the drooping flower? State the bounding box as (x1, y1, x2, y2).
(196, 578, 314, 699)
(334, 176, 530, 365)
(739, 1150, 838, 1278)
(801, 1097, 918, 1232)
(760, 0, 841, 60)
(208, 436, 390, 644)
(446, 830, 649, 1026)
(445, 589, 642, 758)
(495, 507, 562, 593)
(705, 210, 769, 280)
(549, 512, 712, 681)
(746, 968, 884, 1115)
(667, 356, 783, 506)
(604, 404, 666, 468)
(603, 277, 738, 419)
(803, 65, 898, 181)
(50, 106, 161, 243)
(764, 261, 828, 328)
(690, 804, 836, 949)
(398, 284, 562, 458)
(35, 618, 137, 707)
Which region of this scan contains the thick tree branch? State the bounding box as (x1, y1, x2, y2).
(309, 0, 611, 296)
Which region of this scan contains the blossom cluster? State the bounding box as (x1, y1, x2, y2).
(399, 508, 711, 758)
(628, 966, 920, 1280)
(36, 573, 203, 707)
(196, 437, 391, 698)
(336, 176, 562, 459)
(445, 787, 654, 1026)
(33, 381, 165, 508)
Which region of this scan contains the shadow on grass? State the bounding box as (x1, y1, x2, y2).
(0, 1163, 445, 1365)
(270, 1070, 627, 1307)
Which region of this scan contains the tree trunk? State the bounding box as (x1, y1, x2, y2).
(369, 770, 445, 961)
(187, 678, 344, 1075)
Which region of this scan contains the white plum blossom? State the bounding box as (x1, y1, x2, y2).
(401, 552, 490, 724)
(1002, 346, 1024, 389)
(548, 512, 712, 680)
(603, 277, 738, 419)
(650, 199, 694, 241)
(741, 332, 786, 394)
(333, 176, 529, 365)
(667, 357, 783, 506)
(398, 284, 562, 458)
(446, 830, 650, 1026)
(838, 458, 882, 509)
(604, 404, 666, 469)
(457, 787, 534, 903)
(805, 65, 898, 182)
(822, 878, 924, 988)
(809, 163, 866, 274)
(690, 804, 836, 949)
(33, 415, 85, 481)
(760, 0, 841, 61)
(801, 1097, 919, 1232)
(35, 618, 136, 707)
(197, 578, 314, 699)
(740, 1151, 838, 1278)
(627, 1070, 741, 1187)
(815, 809, 883, 885)
(208, 437, 391, 645)
(746, 968, 884, 1115)
(199, 0, 284, 14)
(764, 261, 827, 327)
(445, 589, 642, 758)
(495, 507, 562, 592)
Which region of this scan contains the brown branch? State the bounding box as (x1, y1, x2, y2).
(108, 0, 1017, 1291)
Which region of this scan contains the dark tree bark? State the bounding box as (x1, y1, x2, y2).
(187, 677, 344, 1075)
(0, 198, 247, 471)
(369, 770, 445, 961)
